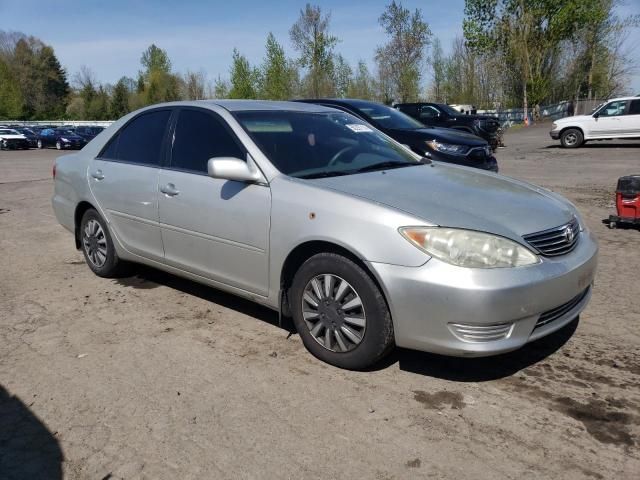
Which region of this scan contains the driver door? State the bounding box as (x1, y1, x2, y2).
(158, 108, 271, 296)
(589, 100, 628, 138)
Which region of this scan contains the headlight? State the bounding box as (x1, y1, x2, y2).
(61, 137, 69, 142)
(426, 140, 469, 156)
(551, 122, 558, 130)
(399, 227, 539, 268)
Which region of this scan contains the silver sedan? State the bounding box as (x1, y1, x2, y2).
(52, 101, 598, 369)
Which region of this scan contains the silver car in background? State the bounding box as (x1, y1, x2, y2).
(52, 101, 598, 369)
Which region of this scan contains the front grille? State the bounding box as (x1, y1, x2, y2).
(523, 218, 580, 256)
(535, 288, 590, 330)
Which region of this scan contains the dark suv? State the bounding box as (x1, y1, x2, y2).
(395, 103, 500, 150)
(296, 98, 498, 172)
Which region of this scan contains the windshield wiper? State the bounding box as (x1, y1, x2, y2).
(351, 161, 416, 173)
(297, 171, 351, 179)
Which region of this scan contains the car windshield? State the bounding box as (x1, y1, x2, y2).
(234, 111, 422, 178)
(438, 104, 463, 116)
(56, 129, 75, 135)
(355, 103, 424, 130)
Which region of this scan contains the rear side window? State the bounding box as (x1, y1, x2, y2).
(170, 109, 245, 173)
(100, 110, 171, 166)
(628, 100, 640, 115)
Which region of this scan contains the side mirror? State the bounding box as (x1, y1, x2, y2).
(207, 157, 262, 183)
(593, 112, 600, 118)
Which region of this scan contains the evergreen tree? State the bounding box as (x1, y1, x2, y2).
(0, 58, 23, 118)
(110, 77, 131, 118)
(228, 49, 258, 99)
(261, 33, 294, 100)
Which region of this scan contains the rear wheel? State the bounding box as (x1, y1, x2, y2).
(37, 139, 43, 149)
(80, 209, 128, 278)
(290, 253, 394, 370)
(560, 128, 583, 148)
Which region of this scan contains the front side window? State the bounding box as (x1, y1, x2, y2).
(100, 109, 171, 165)
(597, 100, 627, 117)
(235, 111, 421, 179)
(170, 109, 245, 173)
(419, 106, 441, 119)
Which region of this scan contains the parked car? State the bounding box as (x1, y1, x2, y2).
(52, 100, 597, 370)
(297, 98, 498, 171)
(38, 128, 87, 150)
(0, 128, 30, 150)
(12, 127, 38, 148)
(394, 102, 501, 150)
(550, 96, 640, 148)
(74, 125, 105, 141)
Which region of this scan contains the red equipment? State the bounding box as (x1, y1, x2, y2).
(608, 175, 640, 229)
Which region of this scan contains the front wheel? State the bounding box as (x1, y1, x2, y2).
(560, 128, 583, 148)
(55, 141, 62, 150)
(37, 139, 43, 149)
(80, 209, 128, 278)
(290, 253, 394, 370)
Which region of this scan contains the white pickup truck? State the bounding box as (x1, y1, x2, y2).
(550, 96, 640, 148)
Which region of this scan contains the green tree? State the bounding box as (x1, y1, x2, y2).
(0, 58, 23, 118)
(347, 61, 376, 99)
(228, 49, 259, 99)
(110, 77, 131, 118)
(375, 1, 431, 102)
(333, 54, 352, 98)
(141, 44, 172, 74)
(213, 75, 230, 98)
(289, 3, 339, 97)
(261, 33, 295, 100)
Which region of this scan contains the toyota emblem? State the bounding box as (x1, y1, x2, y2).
(564, 226, 574, 243)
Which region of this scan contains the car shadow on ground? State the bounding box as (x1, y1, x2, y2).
(115, 265, 577, 381)
(0, 385, 63, 479)
(375, 318, 579, 381)
(115, 265, 282, 329)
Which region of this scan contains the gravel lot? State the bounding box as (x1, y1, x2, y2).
(1, 123, 639, 479)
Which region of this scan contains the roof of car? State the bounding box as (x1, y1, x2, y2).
(608, 96, 639, 102)
(149, 99, 338, 113)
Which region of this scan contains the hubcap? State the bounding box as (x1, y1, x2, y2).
(301, 274, 366, 353)
(82, 219, 108, 268)
(565, 133, 577, 145)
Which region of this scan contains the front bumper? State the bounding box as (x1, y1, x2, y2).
(550, 130, 560, 140)
(368, 230, 598, 357)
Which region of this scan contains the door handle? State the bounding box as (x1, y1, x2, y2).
(160, 183, 180, 196)
(91, 169, 104, 180)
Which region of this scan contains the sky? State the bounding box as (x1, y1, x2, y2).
(2, 0, 640, 94)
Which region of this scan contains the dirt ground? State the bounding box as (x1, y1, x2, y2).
(1, 122, 639, 479)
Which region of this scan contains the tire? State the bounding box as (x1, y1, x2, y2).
(56, 141, 62, 150)
(608, 221, 616, 229)
(37, 139, 43, 149)
(290, 253, 394, 370)
(560, 128, 583, 148)
(79, 209, 128, 278)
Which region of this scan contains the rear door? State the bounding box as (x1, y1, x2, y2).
(88, 109, 172, 262)
(157, 107, 271, 296)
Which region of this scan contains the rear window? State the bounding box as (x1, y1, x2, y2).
(100, 110, 171, 166)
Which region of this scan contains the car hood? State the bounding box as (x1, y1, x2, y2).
(0, 134, 26, 139)
(555, 115, 592, 124)
(390, 127, 487, 146)
(309, 164, 575, 240)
